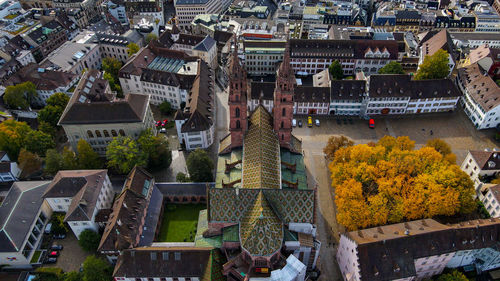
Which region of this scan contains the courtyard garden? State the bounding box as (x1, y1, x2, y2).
(157, 204, 205, 242)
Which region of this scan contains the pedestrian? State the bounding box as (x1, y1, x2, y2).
(430, 130, 433, 135)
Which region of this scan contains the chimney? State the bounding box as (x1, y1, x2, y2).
(144, 55, 148, 61)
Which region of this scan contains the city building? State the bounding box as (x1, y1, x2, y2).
(330, 80, 366, 116)
(456, 63, 500, 129)
(175, 0, 231, 30)
(450, 32, 500, 49)
(96, 30, 144, 63)
(0, 151, 20, 182)
(337, 218, 500, 281)
(473, 4, 500, 33)
(463, 44, 500, 79)
(104, 0, 128, 26)
(98, 166, 155, 263)
(461, 150, 500, 189)
(0, 181, 51, 267)
(52, 0, 105, 28)
(59, 69, 155, 154)
(40, 41, 101, 75)
(42, 170, 113, 238)
(418, 29, 455, 76)
(21, 20, 68, 60)
(482, 184, 500, 217)
(243, 40, 285, 76)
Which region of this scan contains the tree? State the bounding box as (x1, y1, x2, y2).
(145, 33, 158, 44)
(46, 92, 70, 108)
(159, 101, 174, 115)
(323, 135, 354, 161)
(25, 130, 55, 156)
(426, 138, 452, 156)
(378, 61, 404, 74)
(82, 255, 113, 281)
(415, 49, 450, 80)
(102, 57, 123, 77)
(187, 148, 214, 182)
(436, 270, 469, 281)
(176, 172, 190, 182)
(106, 136, 147, 174)
(77, 139, 102, 169)
(50, 212, 68, 235)
(38, 105, 64, 127)
(34, 267, 64, 281)
(0, 119, 31, 161)
(18, 149, 42, 178)
(137, 129, 172, 171)
(3, 81, 37, 109)
(328, 60, 343, 80)
(44, 149, 63, 175)
(62, 146, 78, 170)
(78, 229, 101, 252)
(127, 43, 140, 57)
(63, 272, 83, 281)
(39, 121, 57, 138)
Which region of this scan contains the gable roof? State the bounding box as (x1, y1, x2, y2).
(457, 63, 500, 112)
(43, 170, 105, 198)
(4, 63, 77, 91)
(193, 36, 216, 52)
(469, 150, 500, 170)
(420, 29, 453, 57)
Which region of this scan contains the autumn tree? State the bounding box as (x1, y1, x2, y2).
(323, 135, 353, 161)
(328, 60, 343, 80)
(426, 138, 456, 164)
(436, 270, 469, 281)
(415, 49, 450, 80)
(145, 33, 158, 44)
(127, 43, 140, 57)
(62, 146, 78, 170)
(3, 81, 37, 109)
(18, 149, 42, 179)
(330, 135, 475, 231)
(0, 119, 31, 161)
(378, 61, 404, 74)
(102, 57, 122, 77)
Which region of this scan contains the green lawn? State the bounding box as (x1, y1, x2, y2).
(157, 204, 204, 242)
(30, 250, 42, 263)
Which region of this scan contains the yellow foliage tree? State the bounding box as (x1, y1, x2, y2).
(329, 136, 475, 230)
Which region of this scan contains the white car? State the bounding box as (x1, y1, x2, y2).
(292, 119, 297, 127)
(159, 128, 166, 133)
(315, 119, 320, 126)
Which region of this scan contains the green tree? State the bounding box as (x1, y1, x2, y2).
(25, 130, 55, 156)
(102, 57, 123, 77)
(39, 121, 57, 138)
(62, 146, 78, 170)
(186, 148, 214, 182)
(145, 33, 158, 44)
(137, 129, 172, 171)
(378, 61, 404, 74)
(18, 148, 42, 178)
(0, 119, 32, 161)
(436, 270, 469, 281)
(176, 172, 190, 182)
(38, 105, 64, 127)
(63, 272, 82, 281)
(159, 101, 174, 115)
(46, 92, 70, 108)
(77, 139, 102, 169)
(82, 255, 113, 281)
(103, 71, 122, 93)
(328, 60, 343, 80)
(106, 136, 147, 174)
(50, 212, 68, 235)
(415, 49, 450, 80)
(78, 229, 101, 252)
(44, 149, 63, 175)
(3, 81, 37, 109)
(127, 43, 140, 57)
(34, 267, 64, 281)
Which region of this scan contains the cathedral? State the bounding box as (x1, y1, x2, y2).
(206, 37, 321, 280)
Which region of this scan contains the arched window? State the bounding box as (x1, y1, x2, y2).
(95, 130, 102, 137)
(282, 108, 286, 116)
(111, 130, 117, 137)
(87, 130, 94, 138)
(281, 134, 284, 140)
(103, 130, 110, 138)
(119, 129, 125, 136)
(236, 120, 241, 129)
(235, 107, 240, 118)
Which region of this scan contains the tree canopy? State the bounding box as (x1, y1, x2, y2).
(3, 81, 37, 109)
(187, 148, 214, 182)
(78, 229, 101, 252)
(378, 61, 404, 74)
(145, 33, 158, 45)
(44, 149, 63, 175)
(106, 136, 147, 174)
(159, 101, 174, 115)
(137, 129, 172, 171)
(46, 92, 70, 108)
(82, 255, 113, 281)
(436, 270, 469, 281)
(415, 49, 450, 80)
(328, 60, 343, 80)
(18, 148, 42, 178)
(0, 119, 32, 161)
(127, 43, 140, 57)
(77, 139, 102, 169)
(102, 57, 123, 95)
(323, 135, 354, 161)
(25, 130, 55, 156)
(329, 136, 475, 230)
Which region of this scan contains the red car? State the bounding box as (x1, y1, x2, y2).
(155, 121, 161, 127)
(48, 251, 59, 257)
(369, 119, 375, 129)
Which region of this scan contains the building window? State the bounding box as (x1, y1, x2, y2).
(95, 130, 102, 137)
(111, 130, 117, 137)
(87, 130, 94, 138)
(282, 108, 286, 116)
(235, 107, 240, 118)
(103, 130, 110, 138)
(119, 129, 125, 136)
(236, 120, 240, 129)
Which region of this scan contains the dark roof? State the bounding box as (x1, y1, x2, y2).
(123, 166, 154, 196)
(43, 171, 88, 198)
(213, 30, 233, 44)
(0, 162, 12, 173)
(0, 181, 50, 252)
(294, 86, 330, 103)
(155, 182, 213, 196)
(193, 35, 216, 52)
(368, 75, 461, 99)
(396, 10, 421, 20)
(94, 208, 112, 223)
(26, 20, 65, 44)
(348, 218, 500, 281)
(4, 63, 77, 91)
(157, 30, 205, 49)
(470, 150, 500, 170)
(175, 0, 210, 5)
(331, 80, 366, 100)
(289, 39, 398, 60)
(250, 81, 275, 100)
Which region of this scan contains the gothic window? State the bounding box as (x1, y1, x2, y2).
(236, 107, 240, 118)
(236, 120, 241, 129)
(281, 121, 284, 128)
(87, 130, 94, 138)
(103, 130, 110, 138)
(282, 108, 286, 116)
(95, 130, 102, 138)
(111, 130, 118, 137)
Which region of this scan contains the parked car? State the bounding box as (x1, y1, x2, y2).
(50, 245, 63, 251)
(292, 119, 297, 127)
(307, 116, 313, 127)
(315, 119, 320, 126)
(53, 234, 66, 239)
(45, 257, 57, 264)
(44, 223, 52, 234)
(369, 118, 375, 129)
(298, 120, 303, 127)
(48, 251, 59, 257)
(159, 128, 166, 133)
(155, 121, 161, 127)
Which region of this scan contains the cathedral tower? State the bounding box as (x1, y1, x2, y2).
(228, 36, 248, 148)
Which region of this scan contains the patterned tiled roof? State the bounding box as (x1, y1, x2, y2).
(240, 191, 283, 256)
(242, 105, 281, 189)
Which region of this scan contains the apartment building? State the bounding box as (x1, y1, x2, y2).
(337, 218, 500, 281)
(96, 30, 144, 62)
(463, 44, 500, 79)
(243, 40, 285, 76)
(22, 20, 67, 59)
(330, 80, 366, 116)
(461, 150, 500, 188)
(174, 0, 231, 30)
(450, 32, 500, 49)
(473, 4, 500, 33)
(456, 63, 500, 129)
(40, 41, 101, 75)
(42, 170, 113, 238)
(0, 181, 52, 267)
(59, 70, 155, 154)
(52, 0, 105, 28)
(418, 29, 455, 76)
(483, 185, 500, 217)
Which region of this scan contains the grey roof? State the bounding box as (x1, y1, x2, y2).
(0, 181, 50, 252)
(175, 0, 210, 5)
(449, 32, 500, 41)
(193, 36, 216, 52)
(155, 182, 213, 196)
(40, 42, 98, 71)
(138, 185, 163, 246)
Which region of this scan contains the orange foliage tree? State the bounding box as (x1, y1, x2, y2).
(329, 136, 475, 231)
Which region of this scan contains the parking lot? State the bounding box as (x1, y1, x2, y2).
(44, 232, 89, 273)
(292, 109, 498, 281)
